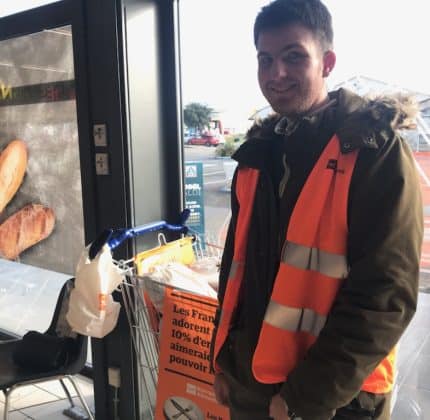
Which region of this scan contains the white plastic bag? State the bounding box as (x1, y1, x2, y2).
(66, 244, 124, 338)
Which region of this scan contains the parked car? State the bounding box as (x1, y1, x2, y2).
(184, 134, 194, 144)
(186, 134, 222, 146)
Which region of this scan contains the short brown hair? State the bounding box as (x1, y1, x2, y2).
(254, 0, 334, 51)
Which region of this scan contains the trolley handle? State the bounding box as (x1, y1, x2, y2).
(88, 209, 190, 260)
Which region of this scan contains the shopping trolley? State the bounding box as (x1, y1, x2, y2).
(89, 210, 223, 420)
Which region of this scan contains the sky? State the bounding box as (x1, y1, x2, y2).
(179, 0, 430, 131)
(1, 1, 429, 132)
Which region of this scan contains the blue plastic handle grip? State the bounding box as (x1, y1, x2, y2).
(88, 209, 191, 259)
(107, 221, 188, 250)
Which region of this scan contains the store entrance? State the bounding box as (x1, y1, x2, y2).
(0, 8, 94, 339)
(0, 1, 98, 418)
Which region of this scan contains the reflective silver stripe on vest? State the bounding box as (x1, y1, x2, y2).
(218, 262, 242, 325)
(281, 241, 348, 278)
(228, 260, 240, 280)
(264, 301, 327, 336)
(219, 310, 225, 326)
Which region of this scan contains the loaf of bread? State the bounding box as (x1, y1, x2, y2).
(0, 140, 28, 213)
(0, 204, 55, 260)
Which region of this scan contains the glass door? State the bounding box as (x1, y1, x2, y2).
(0, 2, 144, 419)
(0, 1, 95, 337)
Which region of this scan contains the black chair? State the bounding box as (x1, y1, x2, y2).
(0, 278, 94, 420)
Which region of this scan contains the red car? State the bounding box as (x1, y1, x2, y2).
(186, 134, 221, 146)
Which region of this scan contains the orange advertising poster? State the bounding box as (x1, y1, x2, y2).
(155, 287, 230, 420)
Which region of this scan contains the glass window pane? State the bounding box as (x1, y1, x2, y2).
(0, 25, 84, 335)
(180, 0, 268, 249)
(179, 1, 430, 417)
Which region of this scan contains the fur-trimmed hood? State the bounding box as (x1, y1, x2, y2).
(243, 88, 419, 155)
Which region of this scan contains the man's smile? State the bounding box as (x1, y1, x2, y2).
(269, 84, 297, 96)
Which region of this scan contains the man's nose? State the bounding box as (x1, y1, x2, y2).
(270, 60, 288, 80)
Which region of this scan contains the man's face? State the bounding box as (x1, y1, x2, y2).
(257, 23, 335, 117)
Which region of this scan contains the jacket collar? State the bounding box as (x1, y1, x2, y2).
(233, 88, 419, 165)
(333, 88, 418, 153)
(274, 97, 337, 137)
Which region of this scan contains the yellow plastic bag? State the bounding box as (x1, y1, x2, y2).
(134, 236, 195, 275)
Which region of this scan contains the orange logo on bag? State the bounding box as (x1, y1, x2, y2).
(99, 293, 107, 311)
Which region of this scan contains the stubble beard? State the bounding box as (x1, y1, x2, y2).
(269, 83, 325, 118)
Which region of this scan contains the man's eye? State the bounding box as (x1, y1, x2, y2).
(283, 51, 304, 63)
(258, 56, 272, 68)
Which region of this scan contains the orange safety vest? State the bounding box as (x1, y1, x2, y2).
(213, 135, 395, 394)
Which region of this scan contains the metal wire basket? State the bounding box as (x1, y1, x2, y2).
(117, 233, 222, 420)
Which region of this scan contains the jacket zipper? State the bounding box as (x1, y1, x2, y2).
(278, 153, 290, 256)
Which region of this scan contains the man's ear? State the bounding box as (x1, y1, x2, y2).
(322, 50, 336, 77)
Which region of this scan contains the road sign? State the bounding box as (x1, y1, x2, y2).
(185, 162, 205, 239)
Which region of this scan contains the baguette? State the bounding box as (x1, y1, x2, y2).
(0, 204, 55, 260)
(0, 140, 28, 213)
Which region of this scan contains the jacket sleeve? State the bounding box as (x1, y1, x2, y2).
(280, 135, 423, 419)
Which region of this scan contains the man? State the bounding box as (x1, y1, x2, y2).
(210, 0, 423, 419)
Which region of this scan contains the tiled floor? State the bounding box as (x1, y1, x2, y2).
(392, 292, 430, 419)
(1, 295, 429, 419)
(0, 375, 93, 419)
